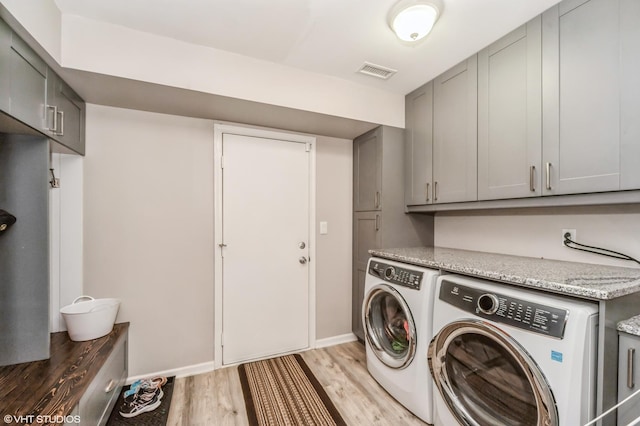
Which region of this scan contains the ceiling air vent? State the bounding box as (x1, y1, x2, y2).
(357, 62, 397, 80)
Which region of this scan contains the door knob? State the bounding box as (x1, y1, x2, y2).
(299, 257, 308, 264)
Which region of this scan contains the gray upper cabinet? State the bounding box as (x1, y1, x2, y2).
(9, 34, 47, 132)
(0, 19, 10, 113)
(354, 127, 382, 211)
(405, 82, 433, 206)
(433, 55, 478, 203)
(478, 17, 542, 200)
(0, 18, 86, 155)
(620, 0, 640, 190)
(542, 0, 640, 195)
(47, 71, 86, 155)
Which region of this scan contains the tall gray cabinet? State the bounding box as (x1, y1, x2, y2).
(352, 126, 433, 340)
(0, 135, 50, 366)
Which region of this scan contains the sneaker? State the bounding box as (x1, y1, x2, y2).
(124, 376, 167, 398)
(119, 386, 163, 418)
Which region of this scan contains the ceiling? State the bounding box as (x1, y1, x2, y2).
(53, 0, 561, 96)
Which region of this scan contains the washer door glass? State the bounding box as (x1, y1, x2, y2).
(428, 320, 558, 426)
(363, 284, 416, 369)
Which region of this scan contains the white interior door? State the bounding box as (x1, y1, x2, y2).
(221, 133, 310, 365)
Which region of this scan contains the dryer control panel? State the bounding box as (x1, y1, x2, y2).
(369, 261, 422, 290)
(440, 280, 569, 339)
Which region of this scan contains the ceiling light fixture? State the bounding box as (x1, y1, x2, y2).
(388, 0, 442, 43)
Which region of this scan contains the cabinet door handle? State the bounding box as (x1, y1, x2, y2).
(56, 110, 65, 136)
(105, 379, 117, 393)
(434, 181, 438, 202)
(530, 166, 536, 192)
(374, 191, 380, 209)
(45, 105, 58, 133)
(425, 183, 430, 202)
(545, 162, 552, 190)
(629, 348, 635, 389)
(375, 214, 380, 231)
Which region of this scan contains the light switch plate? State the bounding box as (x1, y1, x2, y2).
(319, 221, 328, 235)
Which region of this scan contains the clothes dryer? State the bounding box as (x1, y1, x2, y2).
(428, 275, 598, 426)
(363, 257, 440, 424)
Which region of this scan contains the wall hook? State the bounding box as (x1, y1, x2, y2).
(49, 168, 60, 188)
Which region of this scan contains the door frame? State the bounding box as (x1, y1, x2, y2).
(213, 122, 317, 368)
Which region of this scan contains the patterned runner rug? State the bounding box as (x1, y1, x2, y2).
(238, 354, 346, 426)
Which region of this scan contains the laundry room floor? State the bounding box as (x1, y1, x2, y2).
(166, 341, 427, 425)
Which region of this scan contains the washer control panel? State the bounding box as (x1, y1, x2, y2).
(369, 261, 422, 290)
(439, 279, 568, 339)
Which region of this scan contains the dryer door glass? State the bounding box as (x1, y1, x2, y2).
(363, 284, 416, 369)
(429, 320, 558, 426)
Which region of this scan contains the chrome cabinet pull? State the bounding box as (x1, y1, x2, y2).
(298, 257, 308, 264)
(374, 191, 380, 209)
(530, 166, 536, 192)
(45, 105, 58, 133)
(105, 379, 116, 393)
(545, 162, 552, 190)
(425, 183, 430, 202)
(434, 181, 438, 202)
(57, 110, 65, 136)
(629, 348, 635, 389)
(375, 214, 380, 231)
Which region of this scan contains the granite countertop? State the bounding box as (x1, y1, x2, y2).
(618, 315, 640, 336)
(369, 246, 640, 300)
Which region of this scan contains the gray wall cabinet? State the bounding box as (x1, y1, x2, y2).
(9, 34, 47, 133)
(433, 55, 478, 204)
(46, 71, 86, 155)
(352, 126, 434, 340)
(406, 0, 640, 212)
(618, 333, 640, 425)
(0, 17, 86, 155)
(478, 17, 542, 200)
(620, 0, 640, 190)
(405, 82, 433, 206)
(542, 0, 640, 195)
(0, 19, 10, 113)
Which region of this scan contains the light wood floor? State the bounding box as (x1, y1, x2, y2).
(166, 341, 427, 425)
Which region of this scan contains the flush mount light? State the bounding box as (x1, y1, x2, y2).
(388, 0, 442, 43)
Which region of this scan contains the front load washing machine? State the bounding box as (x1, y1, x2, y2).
(428, 275, 598, 426)
(363, 257, 440, 424)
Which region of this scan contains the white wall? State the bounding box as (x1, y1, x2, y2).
(83, 105, 215, 377)
(60, 15, 403, 128)
(315, 136, 353, 339)
(0, 0, 61, 61)
(49, 153, 83, 332)
(83, 105, 354, 376)
(435, 205, 640, 269)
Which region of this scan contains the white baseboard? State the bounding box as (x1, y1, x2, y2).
(126, 360, 215, 384)
(315, 333, 358, 349)
(127, 334, 357, 383)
